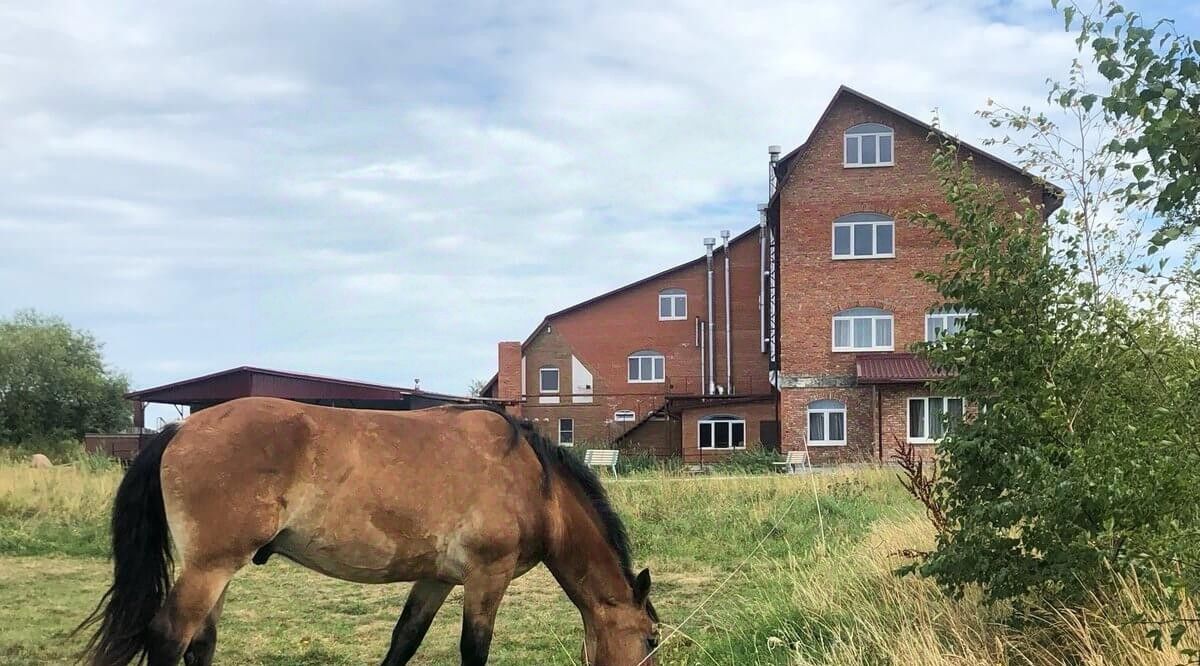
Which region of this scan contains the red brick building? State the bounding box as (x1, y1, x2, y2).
(483, 86, 1059, 464)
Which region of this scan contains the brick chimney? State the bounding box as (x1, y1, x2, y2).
(497, 341, 523, 413)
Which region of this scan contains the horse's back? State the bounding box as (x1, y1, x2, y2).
(161, 398, 547, 583)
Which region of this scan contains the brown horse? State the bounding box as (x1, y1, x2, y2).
(78, 397, 658, 666)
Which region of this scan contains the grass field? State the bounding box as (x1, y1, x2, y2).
(1, 461, 1195, 665)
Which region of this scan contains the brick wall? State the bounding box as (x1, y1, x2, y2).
(775, 92, 1050, 460)
(679, 399, 777, 464)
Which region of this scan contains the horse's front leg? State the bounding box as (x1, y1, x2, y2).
(380, 579, 455, 666)
(459, 561, 516, 666)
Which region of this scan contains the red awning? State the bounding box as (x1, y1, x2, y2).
(855, 353, 943, 384)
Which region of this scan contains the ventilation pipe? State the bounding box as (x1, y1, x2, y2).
(721, 229, 732, 394)
(696, 316, 705, 395)
(758, 203, 768, 354)
(768, 145, 781, 197)
(704, 237, 716, 395)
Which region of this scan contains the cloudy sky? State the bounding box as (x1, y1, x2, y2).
(2, 1, 1197, 417)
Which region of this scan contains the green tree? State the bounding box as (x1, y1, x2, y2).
(0, 310, 131, 444)
(909, 144, 1200, 608)
(1061, 0, 1200, 249)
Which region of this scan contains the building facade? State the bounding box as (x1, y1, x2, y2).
(483, 86, 1059, 464)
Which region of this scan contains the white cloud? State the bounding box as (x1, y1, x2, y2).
(2, 0, 1159, 398)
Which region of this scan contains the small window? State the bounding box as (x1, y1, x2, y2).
(628, 350, 666, 383)
(832, 307, 893, 352)
(926, 309, 972, 342)
(832, 213, 894, 259)
(844, 123, 894, 167)
(807, 399, 846, 446)
(698, 415, 746, 450)
(539, 367, 559, 394)
(614, 410, 636, 422)
(658, 288, 687, 320)
(908, 397, 964, 442)
(558, 418, 574, 446)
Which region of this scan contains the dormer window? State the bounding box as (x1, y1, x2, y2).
(658, 288, 687, 320)
(844, 123, 894, 167)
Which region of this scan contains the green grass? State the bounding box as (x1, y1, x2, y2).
(2, 462, 1195, 665)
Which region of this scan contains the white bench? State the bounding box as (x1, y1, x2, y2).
(773, 450, 810, 474)
(583, 449, 619, 477)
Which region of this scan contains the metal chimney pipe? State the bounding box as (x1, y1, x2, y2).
(768, 145, 781, 197)
(696, 317, 705, 396)
(721, 229, 732, 394)
(758, 204, 768, 354)
(703, 237, 716, 395)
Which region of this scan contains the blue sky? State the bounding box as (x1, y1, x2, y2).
(2, 1, 1198, 422)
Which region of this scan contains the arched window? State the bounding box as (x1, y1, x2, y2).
(832, 307, 893, 351)
(658, 288, 687, 320)
(614, 410, 636, 422)
(627, 350, 665, 383)
(807, 399, 846, 446)
(698, 414, 746, 450)
(833, 212, 894, 259)
(844, 123, 894, 167)
(538, 366, 559, 394)
(925, 307, 972, 342)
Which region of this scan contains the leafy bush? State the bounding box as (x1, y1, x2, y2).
(909, 143, 1200, 607)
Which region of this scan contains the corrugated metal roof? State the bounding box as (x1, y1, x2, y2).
(126, 366, 478, 405)
(855, 353, 942, 384)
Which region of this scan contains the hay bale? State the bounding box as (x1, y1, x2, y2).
(30, 453, 53, 469)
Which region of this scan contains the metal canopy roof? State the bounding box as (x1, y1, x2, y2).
(125, 366, 477, 407)
(855, 353, 943, 384)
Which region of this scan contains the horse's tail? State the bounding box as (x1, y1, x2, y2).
(76, 422, 180, 666)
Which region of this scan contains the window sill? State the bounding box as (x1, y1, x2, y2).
(832, 347, 894, 353)
(559, 443, 574, 447)
(807, 441, 846, 447)
(831, 254, 895, 261)
(843, 162, 894, 169)
(658, 316, 688, 321)
(628, 379, 666, 384)
(907, 438, 937, 445)
(697, 446, 747, 451)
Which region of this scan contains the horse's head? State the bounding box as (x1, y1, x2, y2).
(583, 568, 659, 666)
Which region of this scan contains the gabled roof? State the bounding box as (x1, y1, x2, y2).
(480, 225, 761, 396)
(770, 85, 1064, 211)
(127, 365, 477, 405)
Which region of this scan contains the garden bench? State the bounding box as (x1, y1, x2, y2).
(773, 450, 810, 475)
(583, 449, 619, 477)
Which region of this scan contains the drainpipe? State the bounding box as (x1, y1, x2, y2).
(704, 237, 716, 395)
(721, 229, 732, 395)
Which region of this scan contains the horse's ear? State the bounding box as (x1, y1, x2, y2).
(633, 568, 652, 604)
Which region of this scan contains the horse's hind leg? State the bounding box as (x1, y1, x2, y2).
(182, 584, 228, 666)
(147, 566, 236, 666)
(379, 579, 454, 666)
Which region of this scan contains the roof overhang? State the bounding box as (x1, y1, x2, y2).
(855, 353, 945, 384)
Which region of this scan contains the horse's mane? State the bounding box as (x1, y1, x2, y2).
(446, 404, 637, 588)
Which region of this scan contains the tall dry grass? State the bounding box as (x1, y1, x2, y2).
(705, 515, 1198, 665)
(0, 459, 121, 556)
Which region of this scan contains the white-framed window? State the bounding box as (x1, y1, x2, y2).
(558, 418, 574, 446)
(539, 367, 560, 394)
(832, 307, 894, 352)
(698, 414, 746, 450)
(926, 309, 971, 342)
(627, 350, 665, 383)
(807, 399, 846, 446)
(908, 397, 964, 443)
(833, 213, 894, 259)
(614, 410, 636, 422)
(844, 123, 894, 167)
(658, 288, 687, 320)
